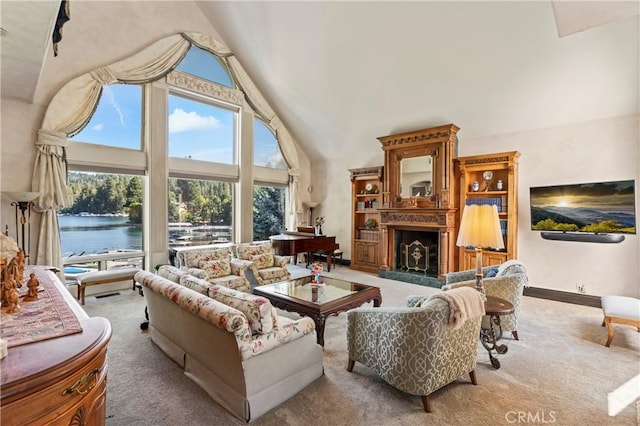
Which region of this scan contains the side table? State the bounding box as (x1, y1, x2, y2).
(481, 295, 514, 369)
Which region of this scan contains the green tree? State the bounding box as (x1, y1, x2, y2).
(253, 186, 285, 240)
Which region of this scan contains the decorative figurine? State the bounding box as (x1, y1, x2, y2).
(24, 273, 40, 301)
(1, 274, 17, 305)
(6, 287, 20, 313)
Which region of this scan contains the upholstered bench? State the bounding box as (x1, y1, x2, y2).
(601, 295, 640, 347)
(76, 267, 140, 305)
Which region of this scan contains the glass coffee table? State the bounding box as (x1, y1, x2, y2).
(253, 275, 382, 346)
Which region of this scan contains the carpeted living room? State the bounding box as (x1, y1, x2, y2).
(1, 1, 638, 425)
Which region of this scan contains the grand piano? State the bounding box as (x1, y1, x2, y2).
(270, 230, 340, 272)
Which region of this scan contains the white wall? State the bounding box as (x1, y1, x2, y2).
(315, 115, 639, 297)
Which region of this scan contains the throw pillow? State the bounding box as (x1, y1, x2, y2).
(496, 259, 524, 277)
(251, 253, 274, 269)
(208, 285, 275, 335)
(199, 259, 232, 279)
(179, 274, 214, 295)
(484, 266, 499, 278)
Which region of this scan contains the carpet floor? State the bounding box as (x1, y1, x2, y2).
(81, 265, 640, 426)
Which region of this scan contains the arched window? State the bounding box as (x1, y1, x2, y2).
(175, 45, 233, 87)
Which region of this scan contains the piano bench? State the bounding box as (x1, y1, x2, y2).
(332, 249, 343, 267)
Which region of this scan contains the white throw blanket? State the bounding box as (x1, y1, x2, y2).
(428, 287, 486, 330)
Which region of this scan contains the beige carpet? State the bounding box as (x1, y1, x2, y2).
(81, 266, 640, 425)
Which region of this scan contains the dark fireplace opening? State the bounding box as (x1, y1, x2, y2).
(394, 230, 439, 277)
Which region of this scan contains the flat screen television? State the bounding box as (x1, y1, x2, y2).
(530, 179, 636, 235)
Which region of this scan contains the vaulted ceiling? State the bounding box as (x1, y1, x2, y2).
(1, 1, 638, 162)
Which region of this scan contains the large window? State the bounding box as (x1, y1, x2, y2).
(168, 177, 233, 247)
(168, 93, 236, 164)
(59, 171, 143, 256)
(70, 84, 143, 150)
(253, 185, 286, 241)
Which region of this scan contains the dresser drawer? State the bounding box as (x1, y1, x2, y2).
(2, 347, 108, 425)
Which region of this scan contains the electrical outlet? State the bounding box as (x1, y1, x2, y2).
(576, 283, 586, 294)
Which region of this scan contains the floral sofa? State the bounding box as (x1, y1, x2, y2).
(234, 241, 291, 287)
(135, 270, 324, 422)
(173, 244, 251, 292)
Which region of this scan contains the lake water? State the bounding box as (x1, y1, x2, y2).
(58, 215, 142, 256)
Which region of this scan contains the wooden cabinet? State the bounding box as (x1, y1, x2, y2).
(349, 166, 383, 273)
(456, 152, 520, 269)
(1, 267, 112, 426)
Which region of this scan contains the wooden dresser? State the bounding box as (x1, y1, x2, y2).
(1, 267, 112, 425)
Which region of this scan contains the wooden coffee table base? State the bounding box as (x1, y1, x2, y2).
(256, 286, 382, 347)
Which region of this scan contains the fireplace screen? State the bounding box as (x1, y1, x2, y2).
(400, 240, 429, 274)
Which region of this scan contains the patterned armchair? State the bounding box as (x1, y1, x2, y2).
(346, 288, 484, 413)
(235, 241, 291, 287)
(173, 245, 251, 293)
(442, 260, 528, 340)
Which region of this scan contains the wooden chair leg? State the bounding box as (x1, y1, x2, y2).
(601, 316, 606, 327)
(469, 370, 477, 385)
(605, 319, 615, 347)
(421, 395, 431, 413)
(347, 359, 355, 372)
(512, 330, 519, 340)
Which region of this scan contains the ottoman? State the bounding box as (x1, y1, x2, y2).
(601, 295, 640, 347)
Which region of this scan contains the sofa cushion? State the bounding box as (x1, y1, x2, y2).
(209, 275, 250, 292)
(179, 274, 215, 295)
(199, 259, 232, 278)
(182, 247, 233, 268)
(251, 253, 274, 269)
(257, 267, 290, 283)
(157, 265, 187, 283)
(208, 285, 276, 335)
(236, 242, 273, 260)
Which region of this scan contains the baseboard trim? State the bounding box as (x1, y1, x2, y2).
(524, 287, 601, 308)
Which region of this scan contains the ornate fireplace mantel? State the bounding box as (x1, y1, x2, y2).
(379, 208, 457, 279)
(377, 124, 460, 279)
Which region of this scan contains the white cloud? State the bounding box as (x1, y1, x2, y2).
(169, 108, 222, 134)
(92, 123, 104, 131)
(103, 86, 125, 127)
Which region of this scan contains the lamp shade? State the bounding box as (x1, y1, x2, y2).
(456, 204, 505, 249)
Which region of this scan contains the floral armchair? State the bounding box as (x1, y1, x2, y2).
(442, 260, 528, 340)
(346, 288, 484, 413)
(234, 241, 291, 287)
(173, 245, 251, 293)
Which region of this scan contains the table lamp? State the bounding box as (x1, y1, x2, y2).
(456, 204, 504, 292)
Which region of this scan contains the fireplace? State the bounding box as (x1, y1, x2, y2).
(395, 230, 439, 276)
(376, 123, 461, 282)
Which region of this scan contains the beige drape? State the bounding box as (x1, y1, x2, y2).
(226, 57, 303, 226)
(33, 32, 303, 272)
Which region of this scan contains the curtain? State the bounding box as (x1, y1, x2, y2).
(226, 57, 303, 227)
(33, 31, 304, 273)
(33, 34, 191, 273)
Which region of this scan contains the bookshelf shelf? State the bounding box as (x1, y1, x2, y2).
(456, 151, 520, 270)
(350, 166, 384, 273)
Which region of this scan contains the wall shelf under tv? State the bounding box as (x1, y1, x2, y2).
(540, 232, 625, 244)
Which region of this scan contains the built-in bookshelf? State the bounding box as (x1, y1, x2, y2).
(349, 166, 383, 273)
(456, 152, 520, 270)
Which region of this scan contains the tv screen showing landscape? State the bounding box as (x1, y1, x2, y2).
(530, 180, 636, 235)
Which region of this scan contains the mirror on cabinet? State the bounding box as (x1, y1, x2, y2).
(399, 155, 433, 198)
